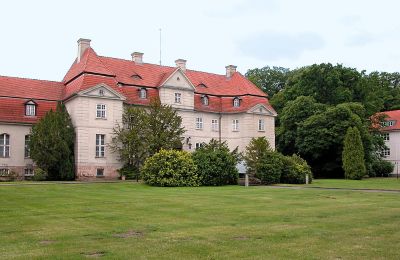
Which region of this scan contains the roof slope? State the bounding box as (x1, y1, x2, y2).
(380, 110, 400, 130)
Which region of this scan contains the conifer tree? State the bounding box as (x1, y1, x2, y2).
(342, 127, 366, 180)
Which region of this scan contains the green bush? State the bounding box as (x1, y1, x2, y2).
(281, 154, 313, 184)
(243, 137, 272, 176)
(118, 164, 140, 180)
(141, 149, 199, 187)
(370, 160, 394, 177)
(192, 140, 239, 186)
(33, 168, 48, 181)
(255, 152, 285, 184)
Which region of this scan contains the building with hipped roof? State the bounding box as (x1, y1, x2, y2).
(0, 38, 276, 179)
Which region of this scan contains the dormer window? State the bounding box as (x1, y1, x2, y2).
(139, 88, 147, 99)
(201, 95, 209, 106)
(25, 100, 36, 116)
(233, 97, 240, 107)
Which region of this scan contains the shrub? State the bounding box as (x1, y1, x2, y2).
(281, 154, 313, 184)
(118, 164, 140, 181)
(342, 127, 366, 180)
(244, 137, 272, 176)
(33, 168, 48, 181)
(370, 160, 394, 177)
(192, 139, 239, 186)
(255, 152, 285, 184)
(141, 149, 199, 187)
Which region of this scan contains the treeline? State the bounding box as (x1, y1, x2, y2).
(246, 64, 400, 178)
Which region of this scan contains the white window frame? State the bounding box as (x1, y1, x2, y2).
(175, 93, 182, 103)
(202, 96, 209, 106)
(24, 168, 34, 176)
(232, 119, 239, 131)
(139, 88, 147, 99)
(0, 133, 10, 158)
(24, 135, 30, 158)
(382, 148, 390, 157)
(382, 133, 390, 141)
(25, 102, 36, 116)
(195, 143, 204, 149)
(233, 98, 240, 107)
(258, 119, 265, 131)
(96, 104, 107, 119)
(195, 117, 203, 130)
(211, 119, 219, 132)
(0, 168, 10, 176)
(95, 134, 105, 158)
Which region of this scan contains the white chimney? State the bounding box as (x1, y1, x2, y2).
(225, 65, 237, 78)
(131, 52, 144, 64)
(175, 59, 187, 71)
(77, 38, 91, 63)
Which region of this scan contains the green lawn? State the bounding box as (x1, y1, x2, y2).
(1, 183, 400, 259)
(302, 178, 400, 190)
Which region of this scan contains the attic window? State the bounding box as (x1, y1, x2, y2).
(201, 95, 209, 106)
(131, 73, 142, 80)
(139, 88, 147, 99)
(177, 77, 180, 81)
(99, 89, 104, 96)
(25, 100, 37, 116)
(197, 83, 207, 88)
(233, 97, 241, 107)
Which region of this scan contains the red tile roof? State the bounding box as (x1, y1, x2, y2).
(379, 110, 400, 131)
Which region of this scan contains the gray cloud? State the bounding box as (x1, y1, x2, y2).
(238, 32, 325, 61)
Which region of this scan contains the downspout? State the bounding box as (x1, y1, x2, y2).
(219, 96, 222, 142)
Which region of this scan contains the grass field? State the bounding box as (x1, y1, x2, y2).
(302, 178, 400, 190)
(1, 182, 400, 259)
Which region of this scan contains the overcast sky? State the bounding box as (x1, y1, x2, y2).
(1, 0, 400, 81)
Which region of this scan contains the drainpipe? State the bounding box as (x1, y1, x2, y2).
(219, 113, 222, 142)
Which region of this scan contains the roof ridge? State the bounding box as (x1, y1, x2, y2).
(0, 75, 63, 85)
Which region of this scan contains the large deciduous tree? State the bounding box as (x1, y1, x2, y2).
(245, 66, 290, 97)
(30, 103, 75, 180)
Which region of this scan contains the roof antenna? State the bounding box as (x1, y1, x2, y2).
(159, 28, 162, 65)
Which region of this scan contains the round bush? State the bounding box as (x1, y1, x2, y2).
(371, 160, 394, 177)
(255, 152, 285, 185)
(281, 155, 313, 184)
(141, 149, 199, 187)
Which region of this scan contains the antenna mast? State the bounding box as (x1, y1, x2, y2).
(159, 28, 162, 65)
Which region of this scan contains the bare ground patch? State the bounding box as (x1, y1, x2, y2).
(113, 230, 144, 238)
(81, 251, 106, 258)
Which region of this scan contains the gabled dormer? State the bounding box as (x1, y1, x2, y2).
(24, 99, 37, 116)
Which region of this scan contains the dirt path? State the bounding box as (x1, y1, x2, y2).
(262, 185, 400, 193)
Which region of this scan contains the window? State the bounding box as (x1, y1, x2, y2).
(382, 133, 390, 141)
(233, 98, 240, 107)
(139, 88, 147, 99)
(202, 95, 209, 106)
(232, 119, 239, 131)
(211, 119, 219, 131)
(24, 135, 30, 158)
(96, 168, 104, 177)
(0, 168, 10, 176)
(382, 148, 390, 157)
(24, 168, 34, 176)
(99, 89, 105, 96)
(195, 117, 203, 130)
(175, 93, 181, 103)
(382, 120, 396, 127)
(0, 133, 10, 158)
(258, 119, 265, 131)
(195, 143, 204, 149)
(25, 101, 36, 116)
(95, 134, 105, 157)
(388, 121, 395, 127)
(96, 104, 106, 119)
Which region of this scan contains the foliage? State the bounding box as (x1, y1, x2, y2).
(30, 103, 75, 180)
(243, 137, 272, 176)
(245, 66, 290, 97)
(141, 149, 199, 187)
(370, 160, 394, 177)
(117, 164, 140, 181)
(32, 168, 48, 181)
(255, 152, 285, 185)
(342, 127, 366, 180)
(281, 155, 313, 184)
(192, 139, 239, 186)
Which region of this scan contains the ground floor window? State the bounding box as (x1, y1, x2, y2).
(0, 168, 10, 176)
(195, 143, 204, 149)
(24, 168, 34, 176)
(96, 168, 104, 177)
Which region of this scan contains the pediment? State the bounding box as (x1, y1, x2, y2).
(78, 83, 126, 100)
(248, 104, 277, 116)
(160, 68, 195, 91)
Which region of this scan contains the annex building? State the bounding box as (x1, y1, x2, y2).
(0, 39, 276, 179)
(379, 110, 400, 175)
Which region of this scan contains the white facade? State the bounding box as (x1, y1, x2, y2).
(382, 131, 400, 175)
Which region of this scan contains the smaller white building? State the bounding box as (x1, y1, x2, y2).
(379, 110, 400, 175)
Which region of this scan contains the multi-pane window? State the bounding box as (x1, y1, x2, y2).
(195, 143, 204, 149)
(382, 121, 395, 127)
(382, 148, 390, 157)
(202, 96, 209, 106)
(232, 119, 239, 131)
(96, 168, 104, 177)
(258, 119, 265, 131)
(96, 104, 106, 119)
(24, 135, 31, 158)
(175, 93, 181, 103)
(382, 133, 390, 141)
(139, 88, 147, 99)
(195, 117, 203, 130)
(24, 168, 34, 176)
(233, 98, 240, 107)
(0, 168, 10, 176)
(25, 101, 36, 116)
(0, 133, 10, 158)
(95, 134, 105, 157)
(211, 119, 219, 131)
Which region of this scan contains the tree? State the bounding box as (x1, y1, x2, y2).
(243, 137, 272, 176)
(245, 66, 290, 97)
(192, 139, 239, 186)
(30, 103, 75, 180)
(342, 127, 366, 180)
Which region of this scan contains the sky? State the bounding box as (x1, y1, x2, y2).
(1, 0, 400, 81)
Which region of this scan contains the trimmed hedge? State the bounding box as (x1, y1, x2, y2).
(141, 149, 199, 187)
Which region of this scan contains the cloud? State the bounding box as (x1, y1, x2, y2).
(345, 32, 375, 47)
(238, 32, 325, 61)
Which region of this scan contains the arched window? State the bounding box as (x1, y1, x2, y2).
(201, 95, 209, 106)
(0, 133, 10, 158)
(139, 88, 147, 99)
(233, 97, 240, 107)
(25, 100, 36, 116)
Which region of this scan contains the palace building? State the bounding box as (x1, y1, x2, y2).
(0, 39, 276, 179)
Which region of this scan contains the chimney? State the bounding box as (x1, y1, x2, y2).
(77, 38, 91, 63)
(131, 52, 144, 64)
(175, 59, 187, 71)
(225, 65, 237, 78)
